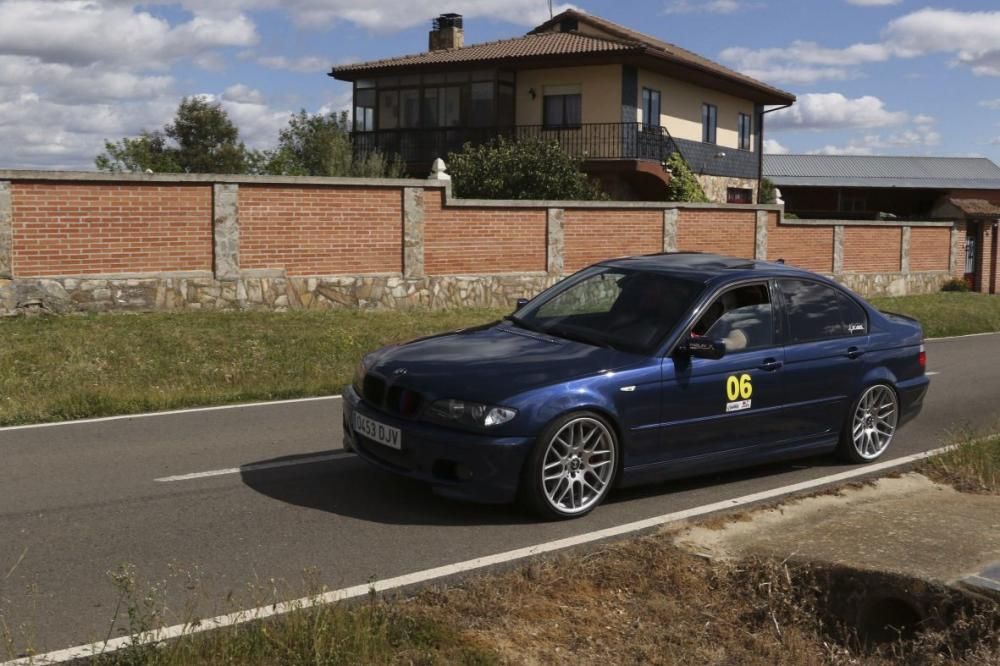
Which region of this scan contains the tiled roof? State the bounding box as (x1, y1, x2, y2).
(764, 154, 1000, 189)
(331, 31, 643, 73)
(947, 198, 1000, 216)
(330, 10, 794, 104)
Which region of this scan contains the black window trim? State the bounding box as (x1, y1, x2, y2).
(774, 277, 870, 346)
(702, 102, 718, 144)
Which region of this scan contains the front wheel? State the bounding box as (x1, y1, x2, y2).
(838, 383, 899, 463)
(520, 412, 619, 520)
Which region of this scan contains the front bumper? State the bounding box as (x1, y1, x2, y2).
(342, 386, 534, 504)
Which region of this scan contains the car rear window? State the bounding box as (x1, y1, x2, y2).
(778, 279, 868, 343)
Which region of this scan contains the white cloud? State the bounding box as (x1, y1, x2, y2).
(846, 0, 900, 6)
(980, 99, 1000, 110)
(763, 138, 789, 154)
(664, 0, 761, 15)
(768, 93, 908, 131)
(222, 83, 264, 105)
(722, 8, 1000, 84)
(802, 123, 942, 156)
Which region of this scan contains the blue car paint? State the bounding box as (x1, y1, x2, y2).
(342, 254, 929, 505)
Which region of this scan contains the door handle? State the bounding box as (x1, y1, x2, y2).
(759, 358, 783, 371)
(846, 346, 865, 359)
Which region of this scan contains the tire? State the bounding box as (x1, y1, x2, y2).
(837, 383, 899, 464)
(519, 411, 619, 520)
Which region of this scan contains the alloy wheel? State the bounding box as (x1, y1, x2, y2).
(541, 417, 616, 515)
(851, 384, 898, 460)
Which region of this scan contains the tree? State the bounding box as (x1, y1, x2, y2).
(446, 137, 607, 200)
(258, 110, 404, 178)
(663, 152, 709, 203)
(96, 97, 250, 174)
(758, 177, 778, 204)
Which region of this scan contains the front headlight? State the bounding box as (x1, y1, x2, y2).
(425, 399, 517, 429)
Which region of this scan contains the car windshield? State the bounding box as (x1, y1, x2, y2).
(512, 266, 704, 355)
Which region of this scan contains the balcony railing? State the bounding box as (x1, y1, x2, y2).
(352, 123, 683, 166)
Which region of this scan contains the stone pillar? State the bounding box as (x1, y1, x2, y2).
(547, 208, 565, 275)
(979, 222, 995, 294)
(900, 226, 911, 274)
(663, 209, 678, 252)
(0, 181, 11, 279)
(403, 187, 425, 279)
(949, 222, 964, 278)
(833, 225, 845, 274)
(213, 183, 240, 280)
(754, 210, 768, 260)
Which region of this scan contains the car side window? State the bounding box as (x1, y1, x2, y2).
(778, 279, 868, 344)
(692, 283, 774, 352)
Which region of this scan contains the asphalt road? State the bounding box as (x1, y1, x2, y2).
(1, 333, 998, 657)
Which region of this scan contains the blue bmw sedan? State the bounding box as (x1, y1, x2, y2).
(343, 253, 928, 519)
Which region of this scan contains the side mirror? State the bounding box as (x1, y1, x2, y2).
(514, 297, 529, 311)
(679, 336, 726, 360)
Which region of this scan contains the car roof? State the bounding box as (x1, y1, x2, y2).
(599, 251, 807, 283)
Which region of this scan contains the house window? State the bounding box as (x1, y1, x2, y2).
(422, 86, 461, 128)
(543, 85, 582, 128)
(399, 89, 420, 128)
(642, 88, 661, 129)
(702, 103, 717, 144)
(354, 88, 375, 131)
(738, 112, 752, 151)
(727, 187, 753, 204)
(378, 90, 399, 129)
(469, 81, 495, 127)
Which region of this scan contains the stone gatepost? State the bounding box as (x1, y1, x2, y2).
(663, 209, 678, 252)
(213, 184, 240, 280)
(833, 225, 845, 274)
(547, 208, 564, 275)
(403, 187, 425, 279)
(0, 181, 11, 279)
(949, 222, 964, 278)
(754, 209, 768, 260)
(900, 226, 911, 274)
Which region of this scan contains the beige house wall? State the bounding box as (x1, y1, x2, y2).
(515, 65, 622, 125)
(636, 69, 755, 150)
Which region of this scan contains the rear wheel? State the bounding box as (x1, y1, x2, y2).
(838, 383, 898, 463)
(520, 412, 618, 520)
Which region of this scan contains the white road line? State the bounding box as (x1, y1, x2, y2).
(0, 395, 342, 433)
(3, 445, 952, 666)
(154, 452, 354, 483)
(925, 371, 940, 376)
(926, 330, 1000, 342)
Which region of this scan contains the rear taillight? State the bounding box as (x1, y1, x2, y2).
(918, 344, 926, 371)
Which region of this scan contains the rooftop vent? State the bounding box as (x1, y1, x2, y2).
(429, 13, 464, 51)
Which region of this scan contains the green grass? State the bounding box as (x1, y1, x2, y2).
(922, 434, 1000, 495)
(868, 292, 1000, 338)
(0, 308, 506, 426)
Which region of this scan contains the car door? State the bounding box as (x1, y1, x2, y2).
(775, 278, 870, 442)
(657, 281, 788, 463)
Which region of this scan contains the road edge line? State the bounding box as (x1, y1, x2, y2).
(3, 445, 953, 666)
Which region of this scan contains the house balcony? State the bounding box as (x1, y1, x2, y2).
(352, 122, 683, 170)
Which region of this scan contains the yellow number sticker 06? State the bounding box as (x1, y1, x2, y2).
(726, 374, 753, 401)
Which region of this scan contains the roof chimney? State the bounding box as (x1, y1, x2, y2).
(429, 13, 464, 51)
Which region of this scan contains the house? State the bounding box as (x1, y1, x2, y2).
(329, 10, 795, 203)
(764, 154, 1000, 292)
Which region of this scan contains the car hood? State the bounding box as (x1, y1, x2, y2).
(364, 323, 639, 403)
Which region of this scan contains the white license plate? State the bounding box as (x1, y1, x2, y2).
(353, 412, 402, 450)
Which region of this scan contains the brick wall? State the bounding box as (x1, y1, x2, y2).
(677, 209, 756, 257)
(843, 226, 901, 272)
(910, 226, 951, 272)
(240, 185, 402, 275)
(563, 209, 661, 271)
(424, 190, 546, 274)
(767, 220, 834, 272)
(11, 182, 212, 276)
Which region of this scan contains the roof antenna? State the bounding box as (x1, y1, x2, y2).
(548, 0, 554, 18)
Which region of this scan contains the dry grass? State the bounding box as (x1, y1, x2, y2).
(922, 434, 1000, 495)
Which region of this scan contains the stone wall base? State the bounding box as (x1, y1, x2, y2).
(695, 175, 758, 204)
(0, 269, 951, 317)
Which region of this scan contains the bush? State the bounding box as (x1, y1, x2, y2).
(941, 278, 971, 292)
(663, 152, 709, 203)
(447, 137, 607, 200)
(758, 177, 777, 204)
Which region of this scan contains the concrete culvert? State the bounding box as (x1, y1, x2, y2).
(856, 595, 925, 645)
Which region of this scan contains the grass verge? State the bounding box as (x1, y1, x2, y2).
(868, 292, 1000, 338)
(0, 308, 506, 426)
(13, 538, 993, 665)
(922, 434, 1000, 495)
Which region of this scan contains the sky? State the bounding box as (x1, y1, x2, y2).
(1, 0, 999, 170)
